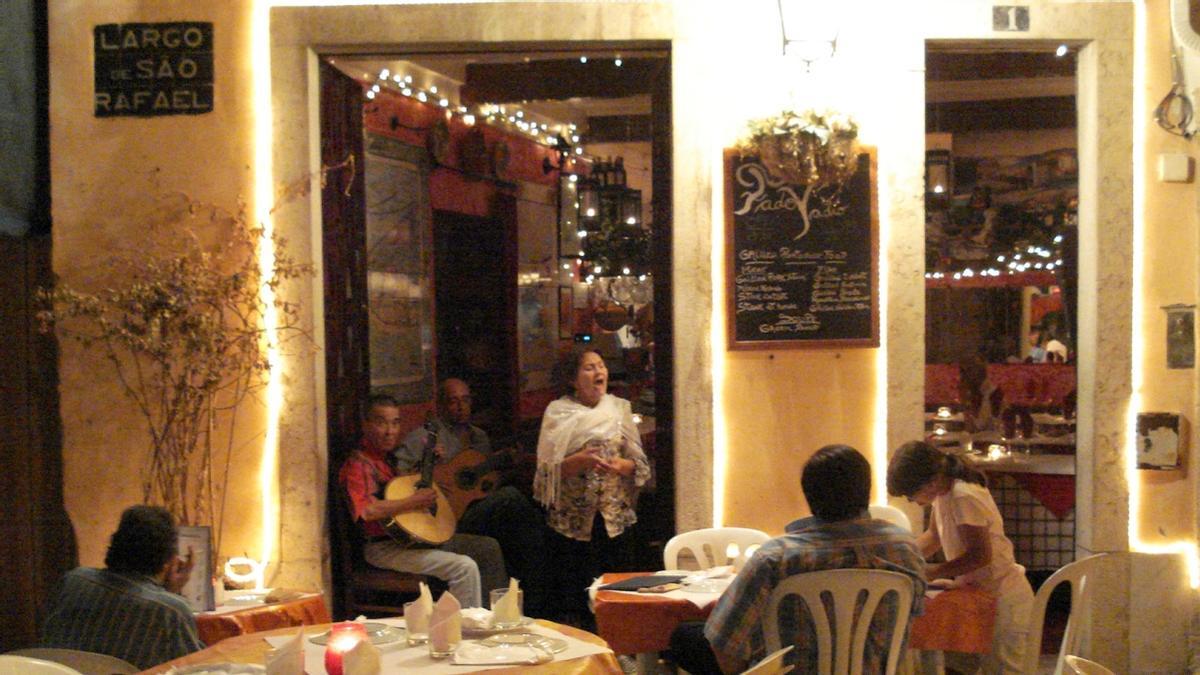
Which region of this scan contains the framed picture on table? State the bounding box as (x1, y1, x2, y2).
(177, 525, 215, 611)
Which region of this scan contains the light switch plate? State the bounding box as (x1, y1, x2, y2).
(1158, 153, 1195, 183)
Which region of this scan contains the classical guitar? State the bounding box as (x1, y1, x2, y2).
(433, 448, 510, 518)
(383, 420, 456, 545)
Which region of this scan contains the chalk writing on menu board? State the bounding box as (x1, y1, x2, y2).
(725, 149, 878, 349)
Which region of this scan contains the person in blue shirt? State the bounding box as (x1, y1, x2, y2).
(669, 445, 926, 674)
(41, 505, 204, 670)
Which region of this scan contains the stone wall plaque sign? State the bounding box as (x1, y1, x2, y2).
(94, 22, 214, 117)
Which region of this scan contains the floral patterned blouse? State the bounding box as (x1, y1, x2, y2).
(534, 394, 650, 541)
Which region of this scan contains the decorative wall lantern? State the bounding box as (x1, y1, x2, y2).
(926, 149, 953, 208)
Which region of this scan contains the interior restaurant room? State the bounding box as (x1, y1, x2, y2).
(2, 0, 1200, 673)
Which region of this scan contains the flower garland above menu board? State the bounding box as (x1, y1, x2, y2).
(725, 148, 878, 349)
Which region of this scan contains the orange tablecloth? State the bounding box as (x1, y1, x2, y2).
(596, 573, 996, 657)
(593, 572, 713, 655)
(196, 593, 331, 646)
(909, 587, 997, 653)
(141, 620, 619, 674)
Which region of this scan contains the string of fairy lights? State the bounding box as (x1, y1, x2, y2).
(357, 64, 586, 155)
(925, 235, 1065, 282)
(351, 57, 653, 290)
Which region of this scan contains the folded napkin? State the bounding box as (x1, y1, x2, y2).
(493, 577, 521, 625)
(342, 637, 382, 675)
(405, 582, 433, 634)
(264, 627, 303, 675)
(418, 582, 434, 615)
(460, 607, 494, 631)
(429, 591, 462, 652)
(265, 587, 307, 603)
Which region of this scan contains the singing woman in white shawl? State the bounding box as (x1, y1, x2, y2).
(535, 348, 651, 621)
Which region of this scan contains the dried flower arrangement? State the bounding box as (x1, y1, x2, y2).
(36, 161, 351, 549)
(738, 109, 859, 186)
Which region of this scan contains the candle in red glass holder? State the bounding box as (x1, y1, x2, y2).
(324, 621, 368, 675)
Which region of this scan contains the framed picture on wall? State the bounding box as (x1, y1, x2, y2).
(559, 286, 574, 339)
(1136, 412, 1182, 470)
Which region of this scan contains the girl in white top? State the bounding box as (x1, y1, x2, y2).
(888, 440, 1035, 675)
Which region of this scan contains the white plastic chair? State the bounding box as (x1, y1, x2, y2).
(7, 649, 136, 675)
(742, 645, 794, 674)
(762, 569, 915, 675)
(663, 527, 770, 570)
(0, 655, 82, 675)
(1064, 654, 1115, 675)
(868, 504, 912, 532)
(1020, 554, 1110, 675)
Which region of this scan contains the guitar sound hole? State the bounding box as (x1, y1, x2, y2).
(457, 470, 476, 489)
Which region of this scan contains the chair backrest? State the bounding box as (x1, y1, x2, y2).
(6, 649, 136, 675)
(1065, 653, 1118, 672)
(0, 654, 83, 675)
(763, 569, 915, 675)
(868, 505, 912, 532)
(742, 645, 795, 675)
(663, 527, 770, 570)
(1021, 554, 1110, 675)
(1064, 655, 1115, 675)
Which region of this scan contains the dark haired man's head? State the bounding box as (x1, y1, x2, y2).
(362, 392, 402, 453)
(104, 505, 179, 576)
(801, 444, 871, 521)
(364, 392, 402, 415)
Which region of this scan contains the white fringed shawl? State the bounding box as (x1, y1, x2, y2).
(533, 394, 640, 508)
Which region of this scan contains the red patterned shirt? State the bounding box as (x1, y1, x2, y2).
(338, 442, 396, 539)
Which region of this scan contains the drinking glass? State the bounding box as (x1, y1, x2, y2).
(489, 588, 524, 629)
(403, 600, 428, 646)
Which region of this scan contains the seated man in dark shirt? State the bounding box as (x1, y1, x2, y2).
(669, 445, 926, 674)
(395, 378, 550, 617)
(41, 505, 204, 670)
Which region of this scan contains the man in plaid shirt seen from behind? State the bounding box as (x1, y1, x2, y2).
(669, 444, 926, 674)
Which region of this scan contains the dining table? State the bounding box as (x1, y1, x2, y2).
(140, 618, 621, 674)
(592, 571, 995, 675)
(195, 591, 331, 645)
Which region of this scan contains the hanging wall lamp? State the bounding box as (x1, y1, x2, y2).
(777, 0, 841, 71)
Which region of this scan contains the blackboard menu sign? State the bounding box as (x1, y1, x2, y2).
(94, 22, 214, 117)
(725, 148, 878, 349)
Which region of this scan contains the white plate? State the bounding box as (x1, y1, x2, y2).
(461, 616, 534, 637)
(223, 591, 269, 605)
(309, 622, 405, 645)
(479, 632, 568, 653)
(452, 642, 550, 666)
(681, 579, 727, 593)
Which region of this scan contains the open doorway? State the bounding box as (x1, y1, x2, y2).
(320, 45, 674, 616)
(923, 42, 1079, 656)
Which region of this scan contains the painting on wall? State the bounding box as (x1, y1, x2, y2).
(519, 282, 557, 375)
(1137, 412, 1182, 470)
(1165, 304, 1195, 369)
(364, 133, 434, 404)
